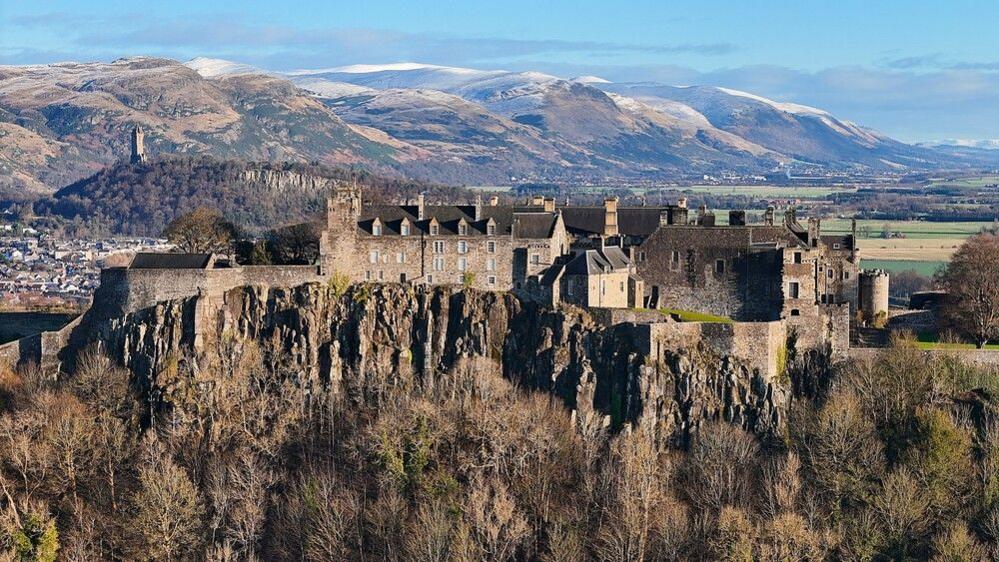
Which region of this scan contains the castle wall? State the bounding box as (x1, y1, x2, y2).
(636, 226, 782, 320)
(93, 265, 324, 319)
(645, 320, 787, 379)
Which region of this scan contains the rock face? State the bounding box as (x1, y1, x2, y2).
(79, 283, 791, 445)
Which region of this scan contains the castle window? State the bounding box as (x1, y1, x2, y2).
(828, 269, 834, 279)
(488, 276, 496, 286)
(638, 251, 646, 262)
(400, 223, 410, 236)
(457, 241, 468, 254)
(378, 270, 384, 280)
(396, 252, 405, 264)
(427, 275, 433, 284)
(487, 224, 496, 236)
(620, 282, 625, 292)
(458, 257, 467, 272)
(715, 259, 725, 275)
(433, 257, 444, 271)
(487, 258, 496, 272)
(793, 252, 802, 264)
(487, 241, 496, 253)
(843, 271, 850, 280)
(567, 281, 574, 297)
(430, 224, 439, 236)
(788, 282, 800, 299)
(790, 309, 800, 316)
(368, 250, 379, 264)
(530, 254, 540, 266)
(833, 243, 841, 250)
(372, 223, 382, 236)
(458, 223, 468, 236)
(433, 241, 445, 253)
(365, 271, 372, 281)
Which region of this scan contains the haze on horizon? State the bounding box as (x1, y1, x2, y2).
(2, 0, 998, 144)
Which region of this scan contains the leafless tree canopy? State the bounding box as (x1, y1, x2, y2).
(938, 233, 999, 347)
(1, 339, 998, 560)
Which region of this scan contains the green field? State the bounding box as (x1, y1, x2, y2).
(860, 259, 946, 276)
(914, 331, 999, 351)
(822, 219, 995, 239)
(675, 185, 855, 198)
(927, 175, 999, 190)
(659, 308, 734, 324)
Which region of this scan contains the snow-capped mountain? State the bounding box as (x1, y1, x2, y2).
(1, 56, 994, 198)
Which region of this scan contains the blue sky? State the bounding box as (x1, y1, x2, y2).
(3, 0, 999, 142)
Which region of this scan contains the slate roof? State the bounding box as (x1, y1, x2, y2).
(357, 203, 558, 239)
(563, 247, 633, 276)
(820, 234, 855, 251)
(129, 253, 212, 269)
(560, 207, 672, 237)
(513, 213, 558, 239)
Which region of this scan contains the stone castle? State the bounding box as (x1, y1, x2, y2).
(1, 182, 893, 378)
(318, 185, 889, 341)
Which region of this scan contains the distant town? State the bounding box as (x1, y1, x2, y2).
(0, 214, 170, 310)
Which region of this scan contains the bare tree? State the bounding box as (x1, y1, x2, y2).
(937, 233, 999, 347)
(162, 207, 237, 255)
(129, 447, 205, 561)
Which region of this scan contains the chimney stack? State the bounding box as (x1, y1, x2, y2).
(677, 197, 687, 209)
(489, 195, 499, 206)
(531, 195, 544, 206)
(764, 206, 775, 226)
(474, 195, 483, 221)
(603, 196, 619, 236)
(543, 196, 556, 213)
(417, 193, 426, 220)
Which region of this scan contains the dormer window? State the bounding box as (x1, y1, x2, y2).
(429, 219, 440, 236)
(486, 219, 496, 236)
(372, 219, 382, 236)
(458, 220, 468, 236)
(400, 219, 410, 236)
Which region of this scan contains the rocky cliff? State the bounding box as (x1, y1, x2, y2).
(73, 283, 791, 445)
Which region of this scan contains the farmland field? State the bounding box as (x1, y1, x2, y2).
(822, 219, 994, 265)
(859, 259, 946, 276)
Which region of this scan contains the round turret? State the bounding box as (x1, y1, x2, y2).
(859, 269, 890, 326)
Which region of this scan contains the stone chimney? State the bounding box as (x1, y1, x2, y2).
(417, 193, 426, 220)
(474, 194, 482, 221)
(659, 210, 670, 226)
(677, 197, 687, 209)
(531, 195, 544, 206)
(488, 195, 499, 206)
(543, 196, 555, 213)
(764, 206, 776, 226)
(603, 197, 619, 236)
(807, 217, 820, 247)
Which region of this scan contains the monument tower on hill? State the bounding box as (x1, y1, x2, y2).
(130, 126, 146, 164)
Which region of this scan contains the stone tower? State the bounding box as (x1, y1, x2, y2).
(859, 269, 890, 326)
(130, 126, 146, 164)
(319, 183, 362, 275)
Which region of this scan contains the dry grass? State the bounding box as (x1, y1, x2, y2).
(856, 238, 964, 262)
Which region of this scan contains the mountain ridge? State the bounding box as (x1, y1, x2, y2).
(2, 55, 997, 199)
